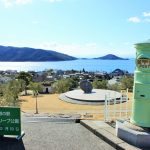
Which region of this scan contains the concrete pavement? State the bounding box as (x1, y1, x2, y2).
(0, 121, 115, 150)
(80, 120, 143, 150)
(0, 115, 145, 150)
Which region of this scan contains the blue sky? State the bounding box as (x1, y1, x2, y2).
(0, 0, 150, 58)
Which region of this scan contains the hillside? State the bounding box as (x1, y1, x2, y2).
(0, 46, 77, 61)
(94, 54, 128, 60)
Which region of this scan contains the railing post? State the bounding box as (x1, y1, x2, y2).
(120, 90, 123, 118)
(125, 88, 128, 118)
(113, 91, 116, 120)
(104, 95, 108, 122)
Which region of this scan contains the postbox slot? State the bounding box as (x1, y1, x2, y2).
(140, 95, 145, 97)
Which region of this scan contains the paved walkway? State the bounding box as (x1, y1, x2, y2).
(0, 122, 115, 150)
(80, 120, 142, 150)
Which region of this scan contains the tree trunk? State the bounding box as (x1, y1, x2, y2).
(35, 95, 38, 114)
(25, 87, 27, 95)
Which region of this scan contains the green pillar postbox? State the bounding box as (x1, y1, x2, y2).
(131, 40, 150, 127)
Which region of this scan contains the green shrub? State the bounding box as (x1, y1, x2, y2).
(92, 79, 107, 89)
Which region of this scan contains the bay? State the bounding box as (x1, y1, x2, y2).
(0, 59, 135, 73)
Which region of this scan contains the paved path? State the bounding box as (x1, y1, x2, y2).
(81, 120, 142, 150)
(0, 122, 115, 150)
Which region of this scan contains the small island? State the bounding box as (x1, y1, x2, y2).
(94, 54, 129, 60)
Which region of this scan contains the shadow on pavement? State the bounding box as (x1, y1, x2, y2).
(0, 137, 25, 150)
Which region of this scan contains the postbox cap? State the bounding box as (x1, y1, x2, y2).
(135, 39, 150, 45)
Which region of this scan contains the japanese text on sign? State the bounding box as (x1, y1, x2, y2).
(0, 107, 21, 136)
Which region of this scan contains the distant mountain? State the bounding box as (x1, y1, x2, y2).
(94, 54, 128, 60)
(0, 46, 77, 61)
(79, 58, 89, 60)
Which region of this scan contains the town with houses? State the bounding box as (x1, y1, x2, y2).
(0, 68, 133, 94)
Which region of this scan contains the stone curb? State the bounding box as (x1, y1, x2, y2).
(22, 116, 80, 123)
(80, 120, 141, 150)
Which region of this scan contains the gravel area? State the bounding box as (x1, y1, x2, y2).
(0, 122, 115, 150)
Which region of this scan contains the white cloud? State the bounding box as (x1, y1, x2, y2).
(48, 0, 63, 3)
(85, 43, 97, 48)
(1, 0, 13, 7)
(1, 0, 32, 7)
(128, 17, 141, 23)
(128, 12, 150, 24)
(36, 42, 133, 57)
(143, 12, 150, 17)
(1, 0, 63, 7)
(16, 0, 32, 5)
(36, 42, 99, 57)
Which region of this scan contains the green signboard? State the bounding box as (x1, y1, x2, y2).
(0, 107, 21, 136)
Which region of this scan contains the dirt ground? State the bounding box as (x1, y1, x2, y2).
(20, 93, 133, 120)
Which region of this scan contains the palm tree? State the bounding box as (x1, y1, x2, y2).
(29, 82, 42, 114)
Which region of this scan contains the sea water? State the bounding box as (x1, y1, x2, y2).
(0, 59, 135, 73)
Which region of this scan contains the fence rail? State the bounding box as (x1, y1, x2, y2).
(104, 89, 131, 122)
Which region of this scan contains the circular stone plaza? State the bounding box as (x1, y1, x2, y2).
(59, 89, 122, 105)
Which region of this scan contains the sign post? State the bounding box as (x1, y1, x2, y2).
(0, 107, 24, 140)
